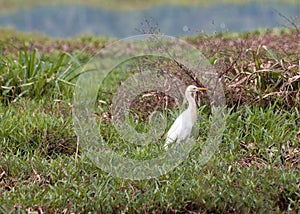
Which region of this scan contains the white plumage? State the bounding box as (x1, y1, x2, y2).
(164, 85, 207, 150)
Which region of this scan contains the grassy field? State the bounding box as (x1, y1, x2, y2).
(0, 28, 299, 213)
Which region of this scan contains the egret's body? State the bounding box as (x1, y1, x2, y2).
(164, 85, 206, 150)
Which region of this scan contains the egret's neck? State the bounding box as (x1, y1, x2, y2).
(186, 91, 197, 112)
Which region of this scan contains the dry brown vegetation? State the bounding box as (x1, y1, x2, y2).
(190, 29, 300, 109)
(1, 28, 299, 111)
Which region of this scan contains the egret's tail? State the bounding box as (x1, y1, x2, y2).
(163, 137, 175, 151)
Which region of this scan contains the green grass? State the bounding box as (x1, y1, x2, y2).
(0, 101, 299, 213)
(0, 29, 299, 213)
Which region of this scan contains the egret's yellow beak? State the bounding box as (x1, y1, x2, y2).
(196, 87, 207, 91)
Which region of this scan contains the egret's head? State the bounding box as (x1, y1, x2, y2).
(186, 85, 207, 93)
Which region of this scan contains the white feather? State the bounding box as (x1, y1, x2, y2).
(164, 85, 206, 150)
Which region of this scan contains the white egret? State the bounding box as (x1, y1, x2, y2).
(164, 85, 207, 150)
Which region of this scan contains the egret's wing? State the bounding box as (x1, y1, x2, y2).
(164, 114, 184, 150)
(164, 110, 196, 150)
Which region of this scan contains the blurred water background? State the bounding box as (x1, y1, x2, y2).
(0, 1, 299, 37)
